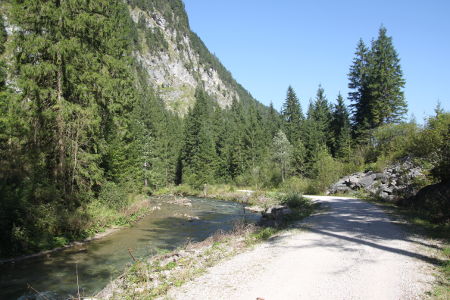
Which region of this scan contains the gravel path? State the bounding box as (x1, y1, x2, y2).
(165, 196, 436, 300)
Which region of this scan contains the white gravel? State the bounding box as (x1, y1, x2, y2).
(165, 196, 436, 300)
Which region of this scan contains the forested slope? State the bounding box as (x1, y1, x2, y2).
(0, 0, 271, 257)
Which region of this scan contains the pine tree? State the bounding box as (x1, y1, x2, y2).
(331, 93, 352, 160)
(349, 27, 407, 137)
(267, 102, 281, 138)
(369, 26, 407, 126)
(303, 87, 333, 175)
(280, 86, 306, 174)
(348, 39, 370, 134)
(281, 86, 304, 144)
(181, 89, 217, 187)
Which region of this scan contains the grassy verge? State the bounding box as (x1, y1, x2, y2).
(96, 193, 316, 299)
(362, 195, 449, 299)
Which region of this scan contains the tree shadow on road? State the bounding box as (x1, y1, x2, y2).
(267, 197, 443, 266)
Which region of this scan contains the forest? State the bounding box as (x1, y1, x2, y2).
(0, 0, 449, 259)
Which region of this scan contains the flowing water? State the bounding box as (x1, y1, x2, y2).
(0, 197, 259, 300)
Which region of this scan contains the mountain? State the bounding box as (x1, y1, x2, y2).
(127, 0, 256, 114)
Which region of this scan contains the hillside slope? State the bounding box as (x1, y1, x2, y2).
(127, 0, 255, 114)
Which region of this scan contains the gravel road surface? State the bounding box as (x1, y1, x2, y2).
(165, 196, 436, 300)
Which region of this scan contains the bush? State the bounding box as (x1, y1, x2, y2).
(98, 181, 130, 211)
(281, 176, 311, 194)
(279, 192, 308, 209)
(309, 148, 343, 194)
(370, 122, 419, 161)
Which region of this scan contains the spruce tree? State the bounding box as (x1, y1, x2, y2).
(369, 26, 407, 126)
(349, 27, 407, 137)
(331, 94, 352, 160)
(181, 89, 217, 187)
(267, 102, 282, 138)
(348, 39, 370, 134)
(280, 86, 306, 174)
(281, 86, 304, 144)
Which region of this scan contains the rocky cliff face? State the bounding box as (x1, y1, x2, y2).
(128, 2, 244, 114)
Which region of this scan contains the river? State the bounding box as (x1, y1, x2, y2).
(0, 197, 259, 300)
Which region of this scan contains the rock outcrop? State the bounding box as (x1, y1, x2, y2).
(328, 159, 424, 201)
(129, 3, 245, 115)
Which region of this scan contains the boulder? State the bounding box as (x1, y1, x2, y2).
(400, 182, 450, 222)
(328, 158, 425, 202)
(261, 205, 292, 220)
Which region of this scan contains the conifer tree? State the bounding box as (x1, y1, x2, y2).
(331, 94, 352, 159)
(281, 86, 304, 144)
(349, 27, 407, 137)
(267, 102, 282, 138)
(369, 26, 407, 126)
(181, 89, 217, 187)
(348, 39, 370, 134)
(303, 87, 333, 175)
(280, 86, 306, 174)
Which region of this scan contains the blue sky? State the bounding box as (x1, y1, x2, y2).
(183, 0, 450, 122)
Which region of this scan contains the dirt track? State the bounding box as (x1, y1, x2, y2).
(165, 196, 437, 300)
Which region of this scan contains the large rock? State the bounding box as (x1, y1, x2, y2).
(260, 205, 292, 227)
(328, 158, 424, 202)
(400, 182, 450, 222)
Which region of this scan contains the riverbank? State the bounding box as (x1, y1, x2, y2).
(0, 186, 301, 263)
(3, 196, 265, 300)
(96, 194, 316, 299)
(0, 187, 254, 263)
(0, 195, 160, 263)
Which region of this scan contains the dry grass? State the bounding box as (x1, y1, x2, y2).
(96, 222, 273, 300)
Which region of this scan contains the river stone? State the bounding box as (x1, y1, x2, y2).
(261, 205, 292, 220)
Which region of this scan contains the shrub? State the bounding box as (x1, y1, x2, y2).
(310, 148, 343, 194)
(279, 192, 308, 209)
(98, 181, 130, 211)
(281, 176, 311, 194)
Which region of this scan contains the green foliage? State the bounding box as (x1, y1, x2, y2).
(309, 147, 343, 194)
(272, 130, 293, 182)
(181, 89, 218, 188)
(281, 86, 304, 144)
(0, 14, 6, 54)
(369, 122, 419, 161)
(331, 93, 352, 159)
(349, 27, 407, 138)
(98, 181, 130, 211)
(408, 112, 450, 183)
(281, 176, 312, 194)
(251, 227, 278, 241)
(279, 193, 305, 208)
(137, 15, 169, 53)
